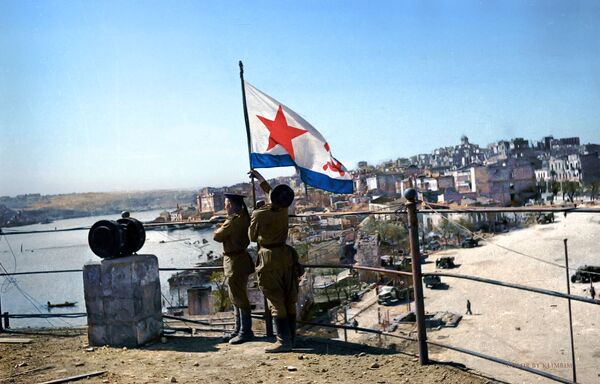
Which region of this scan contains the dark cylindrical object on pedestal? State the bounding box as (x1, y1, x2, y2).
(88, 217, 145, 259)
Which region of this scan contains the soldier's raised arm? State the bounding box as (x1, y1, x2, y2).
(249, 169, 271, 195)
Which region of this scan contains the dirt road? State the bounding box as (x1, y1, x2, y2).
(422, 212, 600, 384)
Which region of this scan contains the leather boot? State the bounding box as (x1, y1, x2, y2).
(229, 309, 254, 344)
(265, 317, 292, 353)
(222, 306, 240, 342)
(287, 314, 297, 347)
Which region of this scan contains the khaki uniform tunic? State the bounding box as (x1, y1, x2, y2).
(249, 192, 298, 318)
(213, 212, 254, 311)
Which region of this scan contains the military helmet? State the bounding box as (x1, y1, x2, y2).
(270, 184, 294, 208)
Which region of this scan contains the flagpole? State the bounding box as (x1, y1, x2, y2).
(239, 61, 273, 338)
(239, 60, 257, 208)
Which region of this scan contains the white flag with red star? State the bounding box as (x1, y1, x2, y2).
(244, 81, 353, 194)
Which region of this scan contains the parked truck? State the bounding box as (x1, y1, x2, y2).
(423, 275, 442, 288)
(570, 265, 600, 283)
(536, 213, 555, 224)
(436, 256, 456, 269)
(461, 238, 479, 248)
(378, 286, 401, 306)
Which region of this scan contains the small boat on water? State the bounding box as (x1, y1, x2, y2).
(47, 301, 77, 309)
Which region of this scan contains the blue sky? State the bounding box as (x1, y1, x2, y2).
(1, 0, 599, 196)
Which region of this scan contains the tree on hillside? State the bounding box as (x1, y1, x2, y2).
(454, 218, 474, 243)
(562, 181, 582, 203)
(360, 217, 407, 246)
(583, 182, 600, 201)
(435, 218, 473, 245)
(536, 181, 547, 195)
(210, 272, 230, 312)
(549, 181, 561, 201)
(435, 220, 452, 245)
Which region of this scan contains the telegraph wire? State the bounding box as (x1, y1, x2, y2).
(0, 234, 69, 327)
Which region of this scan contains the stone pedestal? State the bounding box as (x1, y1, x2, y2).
(83, 255, 162, 347)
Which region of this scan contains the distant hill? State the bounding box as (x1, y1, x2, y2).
(0, 190, 198, 227)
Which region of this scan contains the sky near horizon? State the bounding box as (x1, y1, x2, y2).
(1, 0, 599, 196)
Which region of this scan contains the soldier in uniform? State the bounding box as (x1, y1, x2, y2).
(213, 193, 255, 344)
(248, 170, 300, 353)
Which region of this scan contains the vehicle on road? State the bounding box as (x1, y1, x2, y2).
(377, 286, 409, 305)
(378, 286, 400, 305)
(536, 213, 555, 224)
(461, 238, 479, 248)
(571, 265, 600, 283)
(436, 256, 456, 269)
(424, 275, 442, 288)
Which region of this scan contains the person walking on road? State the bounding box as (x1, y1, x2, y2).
(466, 299, 473, 315)
(590, 284, 596, 301)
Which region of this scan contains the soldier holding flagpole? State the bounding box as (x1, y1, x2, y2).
(248, 169, 299, 353)
(238, 60, 352, 351)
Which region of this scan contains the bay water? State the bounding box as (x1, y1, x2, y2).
(0, 210, 220, 328)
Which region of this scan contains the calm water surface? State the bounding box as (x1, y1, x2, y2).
(0, 210, 220, 328)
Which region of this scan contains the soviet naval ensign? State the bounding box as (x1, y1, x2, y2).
(244, 81, 353, 194)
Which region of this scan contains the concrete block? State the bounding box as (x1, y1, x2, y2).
(142, 283, 161, 315)
(108, 323, 137, 347)
(82, 262, 101, 300)
(83, 254, 162, 347)
(85, 298, 104, 323)
(87, 324, 108, 346)
(100, 266, 113, 297)
(136, 316, 162, 345)
(104, 298, 136, 321)
(132, 257, 159, 285)
(109, 263, 133, 299)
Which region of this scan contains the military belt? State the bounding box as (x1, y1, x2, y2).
(260, 242, 287, 249)
(223, 249, 247, 256)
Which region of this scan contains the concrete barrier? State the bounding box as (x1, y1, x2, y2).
(83, 255, 162, 347)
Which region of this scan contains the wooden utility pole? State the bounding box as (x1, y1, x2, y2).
(405, 188, 429, 364)
(563, 239, 577, 383)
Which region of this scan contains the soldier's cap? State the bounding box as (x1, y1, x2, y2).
(224, 193, 247, 206)
(270, 184, 294, 208)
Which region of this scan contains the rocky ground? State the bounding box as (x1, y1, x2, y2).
(0, 329, 493, 384)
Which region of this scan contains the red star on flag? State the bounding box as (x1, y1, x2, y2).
(257, 105, 307, 160)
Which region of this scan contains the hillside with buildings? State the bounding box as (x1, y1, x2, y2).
(2, 134, 599, 228)
(195, 134, 600, 220)
(350, 135, 600, 208)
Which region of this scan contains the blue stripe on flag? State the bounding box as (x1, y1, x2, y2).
(298, 167, 354, 194)
(250, 153, 295, 168)
(251, 153, 353, 194)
